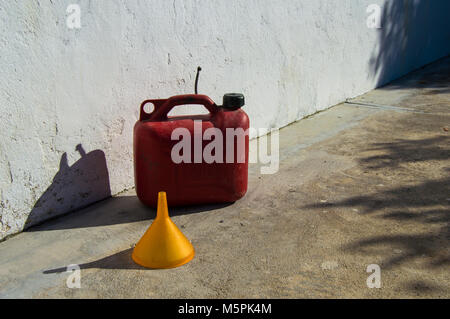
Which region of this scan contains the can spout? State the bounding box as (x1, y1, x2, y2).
(194, 66, 202, 94)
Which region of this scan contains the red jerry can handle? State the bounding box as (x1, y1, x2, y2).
(139, 94, 217, 121)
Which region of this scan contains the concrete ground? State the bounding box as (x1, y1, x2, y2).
(0, 57, 449, 298)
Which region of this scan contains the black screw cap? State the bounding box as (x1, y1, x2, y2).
(222, 93, 245, 110)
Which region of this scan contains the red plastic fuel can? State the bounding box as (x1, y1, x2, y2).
(134, 93, 249, 207)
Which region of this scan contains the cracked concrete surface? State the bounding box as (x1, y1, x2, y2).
(0, 58, 449, 298)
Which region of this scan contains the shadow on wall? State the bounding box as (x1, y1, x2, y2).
(24, 144, 112, 229)
(370, 0, 450, 87)
(26, 143, 232, 232)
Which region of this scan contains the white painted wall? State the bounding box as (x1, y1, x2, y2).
(1, 0, 449, 239)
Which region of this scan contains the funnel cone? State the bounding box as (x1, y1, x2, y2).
(132, 192, 195, 269)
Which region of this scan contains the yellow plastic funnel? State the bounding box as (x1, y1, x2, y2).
(132, 191, 195, 269)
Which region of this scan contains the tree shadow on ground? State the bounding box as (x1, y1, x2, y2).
(360, 136, 450, 169)
(382, 56, 450, 95)
(369, 0, 450, 89)
(304, 136, 449, 271)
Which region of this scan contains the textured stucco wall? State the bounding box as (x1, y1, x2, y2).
(1, 0, 449, 240)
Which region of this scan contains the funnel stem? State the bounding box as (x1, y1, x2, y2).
(156, 192, 169, 219)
